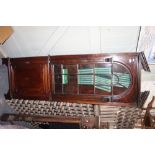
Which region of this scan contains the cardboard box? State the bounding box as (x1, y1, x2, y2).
(0, 26, 13, 44)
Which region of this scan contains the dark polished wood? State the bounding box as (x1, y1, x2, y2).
(7, 57, 50, 100)
(50, 52, 150, 107)
(2, 52, 150, 107)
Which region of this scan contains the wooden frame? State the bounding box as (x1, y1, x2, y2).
(50, 52, 150, 107)
(2, 52, 150, 107)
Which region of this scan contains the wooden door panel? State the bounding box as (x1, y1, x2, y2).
(50, 53, 142, 106)
(14, 66, 44, 95)
(10, 57, 50, 100)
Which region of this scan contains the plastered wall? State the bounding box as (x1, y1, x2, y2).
(0, 26, 140, 57)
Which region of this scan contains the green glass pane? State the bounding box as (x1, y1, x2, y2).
(95, 76, 111, 85)
(113, 72, 131, 88)
(95, 85, 111, 92)
(78, 68, 93, 74)
(61, 67, 131, 92)
(78, 75, 94, 85)
(62, 69, 68, 74)
(62, 69, 68, 84)
(78, 68, 94, 85)
(95, 67, 111, 74)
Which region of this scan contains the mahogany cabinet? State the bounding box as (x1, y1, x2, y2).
(3, 57, 50, 100)
(50, 52, 150, 107)
(2, 52, 150, 107)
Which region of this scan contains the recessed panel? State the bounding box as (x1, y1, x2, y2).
(14, 65, 44, 93)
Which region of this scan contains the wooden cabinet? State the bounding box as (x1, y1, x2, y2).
(7, 57, 50, 100)
(50, 52, 150, 107)
(2, 52, 150, 107)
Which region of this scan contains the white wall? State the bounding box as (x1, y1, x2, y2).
(1, 26, 58, 57)
(0, 26, 140, 57)
(100, 27, 140, 52)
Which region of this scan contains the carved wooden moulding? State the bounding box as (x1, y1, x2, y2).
(2, 52, 150, 107)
